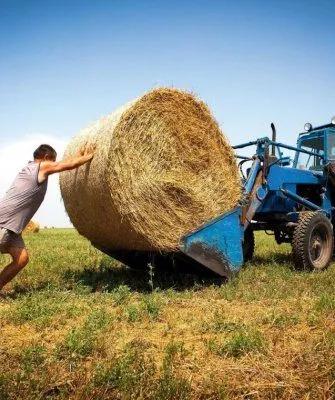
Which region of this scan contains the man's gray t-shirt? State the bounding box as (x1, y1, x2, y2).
(0, 162, 48, 234)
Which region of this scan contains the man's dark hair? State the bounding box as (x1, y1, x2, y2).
(33, 144, 57, 160)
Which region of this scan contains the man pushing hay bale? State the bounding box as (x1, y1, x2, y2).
(60, 88, 241, 251)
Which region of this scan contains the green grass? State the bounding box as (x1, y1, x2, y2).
(91, 340, 191, 400)
(206, 324, 266, 358)
(56, 308, 112, 360)
(1, 229, 335, 399)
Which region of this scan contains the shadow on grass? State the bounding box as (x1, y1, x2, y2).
(61, 258, 226, 293)
(2, 281, 56, 299)
(252, 252, 294, 267)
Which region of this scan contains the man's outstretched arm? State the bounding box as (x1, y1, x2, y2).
(38, 145, 95, 182)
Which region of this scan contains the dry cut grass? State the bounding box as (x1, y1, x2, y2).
(0, 229, 335, 399)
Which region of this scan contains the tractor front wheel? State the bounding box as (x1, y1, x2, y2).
(292, 212, 333, 271)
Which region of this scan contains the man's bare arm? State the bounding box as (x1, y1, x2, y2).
(38, 147, 95, 182)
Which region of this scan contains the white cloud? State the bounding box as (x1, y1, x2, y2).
(0, 134, 72, 228)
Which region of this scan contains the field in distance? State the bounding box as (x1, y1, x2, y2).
(0, 229, 335, 399)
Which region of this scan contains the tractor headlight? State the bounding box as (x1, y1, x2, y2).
(331, 116, 335, 125)
(304, 122, 312, 132)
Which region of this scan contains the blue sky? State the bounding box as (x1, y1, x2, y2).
(0, 0, 334, 226)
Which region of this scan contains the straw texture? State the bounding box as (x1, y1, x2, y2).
(24, 220, 40, 233)
(60, 88, 241, 251)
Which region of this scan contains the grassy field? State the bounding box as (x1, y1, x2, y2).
(0, 229, 335, 399)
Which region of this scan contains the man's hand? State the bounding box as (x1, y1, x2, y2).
(77, 143, 96, 157)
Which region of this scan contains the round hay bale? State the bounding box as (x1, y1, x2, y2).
(24, 220, 40, 233)
(60, 88, 241, 251)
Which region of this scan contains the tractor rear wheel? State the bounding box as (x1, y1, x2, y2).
(292, 212, 333, 271)
(243, 226, 255, 262)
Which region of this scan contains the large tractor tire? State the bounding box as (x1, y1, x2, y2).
(292, 212, 333, 271)
(243, 226, 255, 262)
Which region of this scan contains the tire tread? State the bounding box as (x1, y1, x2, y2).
(292, 211, 333, 270)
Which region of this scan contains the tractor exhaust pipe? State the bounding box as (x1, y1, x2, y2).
(271, 123, 276, 156)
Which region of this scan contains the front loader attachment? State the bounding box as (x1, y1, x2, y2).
(179, 207, 244, 277)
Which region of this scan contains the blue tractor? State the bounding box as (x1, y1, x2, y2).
(100, 117, 335, 277)
(178, 117, 335, 276)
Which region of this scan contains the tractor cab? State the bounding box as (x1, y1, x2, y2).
(294, 119, 335, 171)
